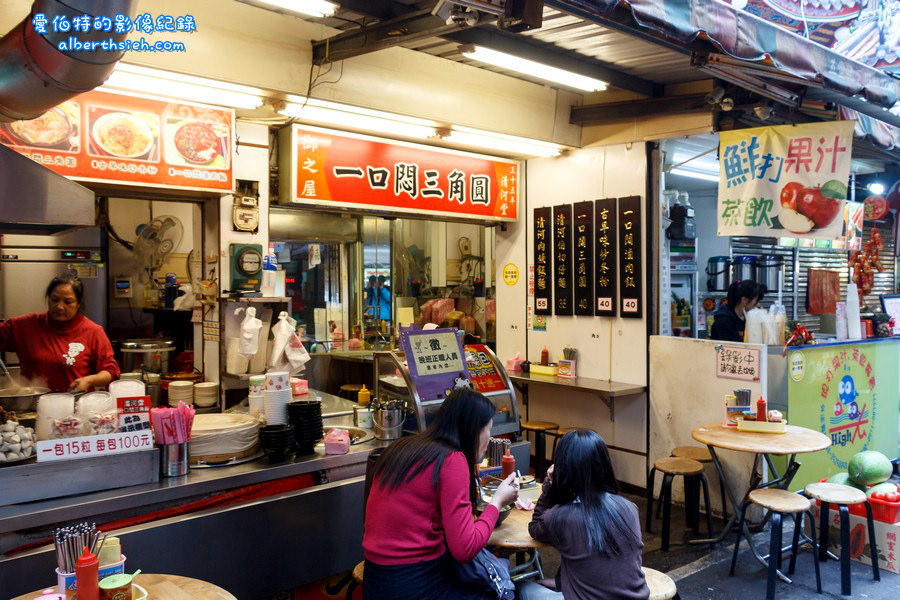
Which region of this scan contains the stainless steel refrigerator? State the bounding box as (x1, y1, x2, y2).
(0, 228, 107, 366)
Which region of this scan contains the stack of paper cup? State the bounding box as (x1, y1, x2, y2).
(264, 371, 291, 425)
(248, 375, 265, 419)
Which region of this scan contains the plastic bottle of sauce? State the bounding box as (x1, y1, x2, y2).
(75, 546, 99, 600)
(540, 346, 549, 366)
(357, 385, 371, 407)
(501, 449, 516, 479)
(756, 396, 768, 422)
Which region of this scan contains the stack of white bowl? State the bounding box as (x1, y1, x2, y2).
(248, 375, 265, 419)
(193, 382, 219, 408)
(263, 371, 291, 425)
(168, 381, 194, 407)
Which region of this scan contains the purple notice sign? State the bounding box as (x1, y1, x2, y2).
(401, 327, 470, 402)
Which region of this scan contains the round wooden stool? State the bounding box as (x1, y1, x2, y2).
(340, 384, 364, 403)
(642, 567, 678, 600)
(344, 561, 364, 599)
(646, 458, 713, 551)
(520, 420, 559, 481)
(731, 489, 821, 600)
(805, 482, 880, 596)
(669, 445, 728, 526)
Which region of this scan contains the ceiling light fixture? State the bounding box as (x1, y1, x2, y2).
(279, 99, 438, 139)
(867, 182, 885, 195)
(103, 64, 265, 109)
(459, 45, 607, 92)
(253, 0, 337, 17)
(670, 167, 720, 183)
(444, 126, 562, 158)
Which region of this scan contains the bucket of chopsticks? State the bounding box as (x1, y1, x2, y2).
(151, 402, 195, 477)
(54, 523, 123, 597)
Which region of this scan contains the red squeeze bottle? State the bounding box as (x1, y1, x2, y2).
(75, 546, 99, 600)
(540, 346, 549, 366)
(756, 397, 768, 422)
(501, 449, 516, 479)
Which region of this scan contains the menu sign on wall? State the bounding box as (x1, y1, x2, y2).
(0, 89, 234, 192)
(533, 207, 552, 315)
(553, 204, 573, 316)
(573, 201, 594, 316)
(284, 125, 519, 222)
(595, 198, 617, 317)
(618, 196, 643, 318)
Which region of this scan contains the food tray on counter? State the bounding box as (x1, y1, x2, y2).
(0, 448, 159, 505)
(736, 417, 787, 433)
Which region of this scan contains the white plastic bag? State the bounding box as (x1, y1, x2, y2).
(238, 307, 263, 357)
(173, 284, 194, 310)
(269, 311, 297, 370)
(284, 332, 310, 373)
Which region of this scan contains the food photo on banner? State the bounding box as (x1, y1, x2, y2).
(717, 120, 854, 240)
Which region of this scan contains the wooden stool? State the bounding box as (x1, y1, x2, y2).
(340, 384, 364, 403)
(343, 561, 364, 599)
(520, 421, 559, 480)
(805, 482, 880, 596)
(668, 445, 728, 526)
(646, 457, 714, 551)
(642, 567, 679, 600)
(731, 489, 821, 600)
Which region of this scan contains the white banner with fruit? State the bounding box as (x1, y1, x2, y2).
(717, 120, 855, 239)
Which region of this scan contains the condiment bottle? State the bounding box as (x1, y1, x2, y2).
(756, 396, 768, 422)
(540, 346, 549, 366)
(357, 385, 371, 407)
(501, 449, 515, 479)
(75, 546, 99, 600)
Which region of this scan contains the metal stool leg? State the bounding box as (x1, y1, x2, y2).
(346, 581, 358, 600)
(646, 467, 657, 534)
(767, 512, 783, 600)
(718, 473, 729, 526)
(807, 509, 822, 594)
(818, 501, 830, 562)
(839, 505, 851, 596)
(656, 483, 664, 521)
(863, 501, 880, 582)
(661, 473, 674, 551)
(699, 474, 715, 546)
(730, 502, 749, 576)
(684, 475, 697, 532)
(534, 431, 548, 481)
(788, 512, 802, 576)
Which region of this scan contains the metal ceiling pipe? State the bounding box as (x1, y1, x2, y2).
(0, 0, 135, 122)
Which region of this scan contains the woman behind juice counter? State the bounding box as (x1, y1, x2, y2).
(709, 280, 763, 343)
(0, 274, 120, 392)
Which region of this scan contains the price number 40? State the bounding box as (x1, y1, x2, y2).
(623, 298, 638, 313)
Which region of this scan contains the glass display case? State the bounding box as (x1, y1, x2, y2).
(373, 345, 519, 436)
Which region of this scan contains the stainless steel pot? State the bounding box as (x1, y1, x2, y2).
(118, 338, 175, 373)
(706, 257, 731, 292)
(756, 255, 783, 293)
(0, 387, 50, 412)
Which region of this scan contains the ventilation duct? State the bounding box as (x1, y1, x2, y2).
(0, 0, 135, 122)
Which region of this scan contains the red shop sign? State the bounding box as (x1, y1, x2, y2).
(0, 89, 234, 193)
(465, 344, 506, 393)
(282, 125, 519, 222)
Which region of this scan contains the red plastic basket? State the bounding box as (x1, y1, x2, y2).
(814, 478, 900, 524)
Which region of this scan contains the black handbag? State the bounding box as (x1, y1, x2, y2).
(453, 548, 516, 600)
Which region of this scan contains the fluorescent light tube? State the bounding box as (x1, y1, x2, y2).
(279, 102, 437, 139)
(670, 167, 720, 182)
(444, 126, 562, 158)
(254, 0, 336, 17)
(103, 64, 264, 109)
(460, 45, 607, 92)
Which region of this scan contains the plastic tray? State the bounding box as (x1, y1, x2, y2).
(814, 477, 900, 524)
(529, 364, 559, 376)
(735, 417, 787, 433)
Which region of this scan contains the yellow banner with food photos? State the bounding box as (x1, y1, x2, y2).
(718, 121, 854, 240)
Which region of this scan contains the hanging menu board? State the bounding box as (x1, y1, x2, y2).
(553, 204, 573, 315)
(573, 201, 594, 316)
(533, 207, 552, 315)
(595, 198, 617, 317)
(618, 196, 643, 318)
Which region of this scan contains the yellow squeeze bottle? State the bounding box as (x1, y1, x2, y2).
(357, 385, 371, 407)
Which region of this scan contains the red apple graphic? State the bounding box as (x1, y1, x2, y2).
(796, 186, 842, 229)
(780, 181, 804, 211)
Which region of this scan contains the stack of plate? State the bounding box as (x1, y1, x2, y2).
(193, 382, 218, 408)
(190, 413, 259, 464)
(264, 387, 291, 425)
(168, 381, 194, 407)
(287, 399, 323, 455)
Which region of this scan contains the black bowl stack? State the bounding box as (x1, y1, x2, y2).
(287, 400, 323, 455)
(258, 424, 295, 463)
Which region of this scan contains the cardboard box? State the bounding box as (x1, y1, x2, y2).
(814, 506, 900, 574)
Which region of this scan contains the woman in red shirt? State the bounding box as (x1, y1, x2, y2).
(363, 388, 519, 599)
(0, 275, 120, 392)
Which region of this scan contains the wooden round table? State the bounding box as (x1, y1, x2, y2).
(691, 423, 830, 456)
(485, 487, 548, 582)
(14, 573, 237, 600)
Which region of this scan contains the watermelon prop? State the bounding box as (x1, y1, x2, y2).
(827, 471, 867, 491)
(848, 451, 893, 486)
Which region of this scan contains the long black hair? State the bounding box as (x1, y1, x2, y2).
(372, 388, 495, 502)
(549, 429, 641, 554)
